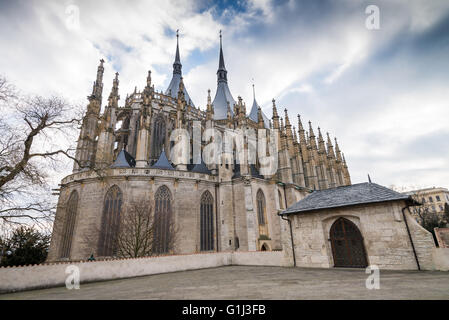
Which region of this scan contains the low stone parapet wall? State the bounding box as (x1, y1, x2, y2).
(432, 248, 449, 271)
(0, 251, 283, 293)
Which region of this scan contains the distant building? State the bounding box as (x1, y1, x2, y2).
(403, 187, 449, 221)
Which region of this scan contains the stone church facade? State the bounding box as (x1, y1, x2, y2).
(47, 33, 351, 262)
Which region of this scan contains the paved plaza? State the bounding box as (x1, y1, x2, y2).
(1, 266, 448, 300)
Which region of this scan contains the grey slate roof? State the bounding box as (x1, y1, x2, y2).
(165, 73, 195, 106)
(212, 33, 235, 120)
(281, 182, 415, 215)
(111, 149, 136, 168)
(191, 159, 212, 174)
(165, 35, 195, 106)
(150, 149, 174, 170)
(212, 81, 235, 120)
(248, 98, 270, 129)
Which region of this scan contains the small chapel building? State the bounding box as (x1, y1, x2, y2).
(280, 182, 436, 270)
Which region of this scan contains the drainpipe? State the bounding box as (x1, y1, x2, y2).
(278, 183, 296, 267)
(279, 213, 296, 267)
(401, 204, 420, 270)
(215, 183, 219, 252)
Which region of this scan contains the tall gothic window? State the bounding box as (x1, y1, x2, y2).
(60, 191, 79, 258)
(256, 189, 268, 236)
(98, 186, 122, 257)
(153, 185, 173, 255)
(151, 115, 166, 159)
(200, 191, 214, 251)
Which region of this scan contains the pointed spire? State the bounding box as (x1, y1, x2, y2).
(108, 72, 120, 104)
(308, 121, 317, 150)
(272, 99, 279, 117)
(326, 132, 336, 159)
(297, 115, 305, 137)
(284, 109, 291, 127)
(173, 29, 182, 75)
(165, 31, 194, 106)
(318, 127, 326, 153)
(90, 59, 104, 101)
(272, 99, 280, 130)
(206, 89, 214, 120)
(217, 30, 228, 83)
(293, 126, 298, 143)
(257, 107, 265, 129)
(212, 30, 235, 119)
(368, 174, 372, 183)
(308, 121, 315, 138)
(335, 137, 343, 162)
(146, 70, 152, 87)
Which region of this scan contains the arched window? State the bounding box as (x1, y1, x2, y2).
(98, 186, 122, 257)
(60, 191, 79, 258)
(256, 189, 268, 236)
(153, 185, 173, 254)
(200, 191, 214, 251)
(151, 115, 166, 159)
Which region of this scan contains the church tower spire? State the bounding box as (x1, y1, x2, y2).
(165, 30, 194, 106)
(217, 30, 227, 83)
(173, 29, 182, 75)
(212, 30, 236, 119)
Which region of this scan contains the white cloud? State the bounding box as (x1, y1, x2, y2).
(1, 0, 448, 190)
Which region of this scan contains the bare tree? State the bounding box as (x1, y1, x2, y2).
(82, 199, 178, 259)
(408, 190, 446, 244)
(0, 75, 82, 227)
(115, 200, 155, 258)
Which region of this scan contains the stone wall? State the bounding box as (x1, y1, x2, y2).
(0, 251, 283, 293)
(432, 248, 449, 271)
(48, 171, 283, 262)
(282, 200, 436, 270)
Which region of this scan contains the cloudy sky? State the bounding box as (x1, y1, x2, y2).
(0, 0, 448, 190)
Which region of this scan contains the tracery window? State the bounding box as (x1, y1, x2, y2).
(98, 186, 122, 256)
(256, 189, 268, 237)
(200, 191, 214, 251)
(151, 115, 166, 159)
(60, 191, 79, 258)
(153, 185, 173, 254)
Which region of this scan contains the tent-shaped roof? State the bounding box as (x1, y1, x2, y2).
(150, 149, 174, 170)
(111, 149, 136, 168)
(248, 98, 270, 129)
(190, 159, 212, 174)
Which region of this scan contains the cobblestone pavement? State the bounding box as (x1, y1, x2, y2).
(1, 266, 448, 300)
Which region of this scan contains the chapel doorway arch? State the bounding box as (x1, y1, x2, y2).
(330, 217, 368, 268)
